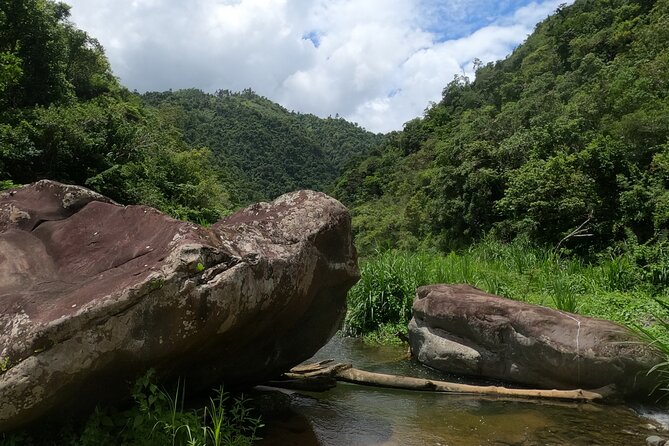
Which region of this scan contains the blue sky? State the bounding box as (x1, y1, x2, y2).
(65, 0, 573, 133)
(420, 0, 532, 39)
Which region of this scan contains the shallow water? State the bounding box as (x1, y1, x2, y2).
(280, 335, 668, 445)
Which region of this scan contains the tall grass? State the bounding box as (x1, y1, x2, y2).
(345, 237, 669, 344)
(344, 251, 453, 336)
(633, 298, 669, 401)
(0, 370, 262, 446)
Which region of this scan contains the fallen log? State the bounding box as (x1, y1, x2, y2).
(282, 362, 613, 403)
(285, 362, 353, 379)
(335, 367, 611, 402)
(288, 359, 335, 374)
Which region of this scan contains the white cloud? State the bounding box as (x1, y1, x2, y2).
(66, 0, 573, 133)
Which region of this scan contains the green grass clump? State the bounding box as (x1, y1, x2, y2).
(345, 237, 669, 345)
(0, 370, 262, 446)
(0, 180, 18, 191)
(634, 299, 669, 400)
(361, 322, 410, 346)
(344, 251, 433, 336)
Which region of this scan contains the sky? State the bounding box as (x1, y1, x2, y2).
(65, 0, 574, 133)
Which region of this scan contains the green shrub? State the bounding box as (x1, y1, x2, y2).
(0, 370, 262, 446)
(0, 180, 17, 191)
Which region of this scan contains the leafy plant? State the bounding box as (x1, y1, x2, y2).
(202, 387, 262, 446)
(0, 370, 262, 446)
(0, 180, 17, 191)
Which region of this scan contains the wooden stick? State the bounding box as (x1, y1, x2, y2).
(284, 362, 352, 379)
(335, 367, 611, 402)
(285, 362, 612, 402)
(555, 215, 592, 252)
(289, 359, 335, 374)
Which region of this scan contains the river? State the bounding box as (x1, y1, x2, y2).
(260, 335, 669, 445)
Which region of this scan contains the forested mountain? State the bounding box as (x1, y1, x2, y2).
(0, 0, 382, 221)
(0, 0, 231, 222)
(4, 0, 667, 261)
(141, 89, 384, 203)
(336, 0, 669, 258)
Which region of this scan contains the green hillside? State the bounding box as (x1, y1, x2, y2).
(0, 0, 382, 220)
(141, 89, 384, 203)
(0, 0, 231, 222)
(335, 0, 669, 261)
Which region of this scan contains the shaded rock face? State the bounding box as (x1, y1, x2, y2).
(409, 284, 662, 398)
(0, 180, 358, 432)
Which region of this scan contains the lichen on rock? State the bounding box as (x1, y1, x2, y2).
(0, 181, 358, 432)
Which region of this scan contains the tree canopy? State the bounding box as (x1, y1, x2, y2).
(3, 0, 668, 267)
(335, 0, 669, 259)
(0, 0, 382, 222)
(141, 89, 383, 203)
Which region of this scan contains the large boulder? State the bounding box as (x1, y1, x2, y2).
(408, 284, 663, 398)
(0, 180, 358, 432)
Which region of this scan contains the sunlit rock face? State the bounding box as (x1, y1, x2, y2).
(409, 284, 662, 399)
(0, 180, 358, 432)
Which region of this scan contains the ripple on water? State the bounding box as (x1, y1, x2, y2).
(280, 335, 668, 446)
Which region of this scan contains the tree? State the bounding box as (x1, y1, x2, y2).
(0, 0, 73, 106)
(335, 0, 669, 254)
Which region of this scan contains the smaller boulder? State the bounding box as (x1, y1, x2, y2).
(647, 436, 667, 446)
(408, 284, 663, 398)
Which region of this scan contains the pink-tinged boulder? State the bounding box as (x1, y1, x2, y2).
(0, 180, 358, 432)
(408, 284, 663, 398)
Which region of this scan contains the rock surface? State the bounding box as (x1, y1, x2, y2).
(408, 284, 662, 397)
(0, 180, 358, 432)
(648, 436, 668, 446)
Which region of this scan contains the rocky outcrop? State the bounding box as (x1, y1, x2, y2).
(0, 180, 358, 432)
(408, 284, 663, 398)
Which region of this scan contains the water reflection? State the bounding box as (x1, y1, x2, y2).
(275, 336, 667, 445)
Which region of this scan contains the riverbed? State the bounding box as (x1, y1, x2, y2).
(261, 335, 669, 445)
